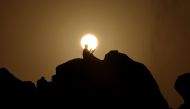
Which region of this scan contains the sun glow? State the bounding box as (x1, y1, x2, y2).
(81, 34, 98, 50)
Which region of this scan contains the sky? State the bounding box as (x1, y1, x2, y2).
(0, 0, 190, 108)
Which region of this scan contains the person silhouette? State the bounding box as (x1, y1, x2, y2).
(175, 73, 190, 109)
(83, 44, 94, 60)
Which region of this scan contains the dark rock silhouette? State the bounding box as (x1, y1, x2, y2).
(0, 68, 36, 97)
(36, 76, 49, 96)
(0, 68, 19, 81)
(175, 73, 190, 109)
(55, 50, 169, 108)
(0, 50, 169, 108)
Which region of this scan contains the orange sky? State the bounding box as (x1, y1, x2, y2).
(0, 0, 190, 108)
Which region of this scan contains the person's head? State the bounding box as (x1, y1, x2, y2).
(175, 73, 190, 101)
(84, 44, 88, 49)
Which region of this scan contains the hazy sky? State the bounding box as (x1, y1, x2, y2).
(0, 0, 190, 108)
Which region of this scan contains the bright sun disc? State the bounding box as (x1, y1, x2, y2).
(81, 34, 98, 50)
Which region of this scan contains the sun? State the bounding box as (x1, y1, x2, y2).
(81, 34, 98, 50)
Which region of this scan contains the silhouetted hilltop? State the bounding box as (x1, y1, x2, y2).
(0, 50, 170, 108)
(0, 68, 19, 82)
(54, 50, 169, 108)
(0, 68, 35, 97)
